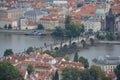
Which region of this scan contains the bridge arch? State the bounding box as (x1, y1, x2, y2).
(54, 47, 59, 51)
(89, 38, 94, 45)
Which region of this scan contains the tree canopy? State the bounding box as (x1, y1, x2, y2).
(4, 49, 13, 57)
(37, 24, 44, 30)
(74, 52, 79, 62)
(114, 64, 120, 80)
(62, 67, 80, 80)
(79, 56, 89, 68)
(27, 64, 34, 75)
(52, 27, 64, 37)
(54, 70, 59, 80)
(0, 62, 24, 80)
(89, 65, 106, 80)
(26, 47, 34, 54)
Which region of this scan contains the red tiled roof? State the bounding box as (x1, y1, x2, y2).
(57, 61, 84, 71)
(73, 4, 99, 17)
(111, 5, 120, 14)
(0, 18, 16, 22)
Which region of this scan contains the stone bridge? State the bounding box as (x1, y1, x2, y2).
(40, 35, 95, 51)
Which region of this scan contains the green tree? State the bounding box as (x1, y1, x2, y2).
(79, 69, 92, 80)
(106, 32, 115, 40)
(79, 56, 89, 68)
(52, 27, 64, 37)
(27, 64, 34, 75)
(8, 24, 12, 29)
(0, 62, 24, 80)
(102, 76, 112, 80)
(4, 49, 13, 57)
(55, 70, 59, 80)
(65, 22, 82, 38)
(114, 64, 120, 80)
(65, 15, 71, 29)
(81, 24, 85, 34)
(52, 75, 55, 80)
(74, 52, 79, 62)
(64, 54, 70, 61)
(4, 24, 7, 29)
(37, 24, 44, 30)
(89, 65, 105, 80)
(62, 67, 80, 80)
(26, 47, 34, 54)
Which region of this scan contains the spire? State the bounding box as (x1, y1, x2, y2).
(108, 8, 113, 15)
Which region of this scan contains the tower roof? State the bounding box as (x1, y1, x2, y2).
(95, 9, 105, 15)
(108, 8, 113, 16)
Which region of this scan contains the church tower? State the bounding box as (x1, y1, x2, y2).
(106, 8, 115, 32)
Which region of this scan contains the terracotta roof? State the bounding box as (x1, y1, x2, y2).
(111, 5, 120, 14)
(26, 22, 37, 26)
(0, 18, 16, 22)
(57, 61, 84, 70)
(73, 4, 99, 17)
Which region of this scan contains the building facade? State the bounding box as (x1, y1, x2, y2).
(93, 55, 120, 72)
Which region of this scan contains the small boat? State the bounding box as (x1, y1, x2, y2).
(24, 31, 46, 36)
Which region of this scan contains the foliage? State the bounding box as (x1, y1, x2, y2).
(4, 24, 7, 29)
(114, 64, 120, 80)
(26, 47, 34, 54)
(89, 65, 105, 80)
(52, 75, 55, 80)
(0, 62, 24, 80)
(65, 15, 71, 29)
(96, 33, 105, 40)
(8, 24, 12, 29)
(52, 27, 64, 37)
(4, 49, 13, 57)
(55, 70, 59, 80)
(74, 52, 79, 62)
(79, 56, 89, 68)
(64, 54, 70, 61)
(79, 69, 92, 80)
(53, 16, 84, 38)
(51, 50, 61, 58)
(102, 76, 112, 80)
(37, 24, 44, 30)
(66, 22, 82, 37)
(27, 64, 34, 75)
(62, 67, 80, 80)
(106, 32, 115, 40)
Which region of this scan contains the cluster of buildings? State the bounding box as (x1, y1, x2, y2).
(1, 51, 117, 80)
(0, 0, 119, 32)
(1, 52, 84, 80)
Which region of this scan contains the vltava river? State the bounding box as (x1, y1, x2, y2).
(0, 33, 120, 64)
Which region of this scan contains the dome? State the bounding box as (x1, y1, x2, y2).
(95, 9, 105, 15)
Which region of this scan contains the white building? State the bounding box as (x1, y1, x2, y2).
(24, 10, 49, 23)
(82, 17, 101, 32)
(93, 55, 120, 72)
(0, 18, 18, 29)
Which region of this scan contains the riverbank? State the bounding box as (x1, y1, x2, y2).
(0, 29, 52, 35)
(96, 40, 120, 44)
(0, 30, 33, 34)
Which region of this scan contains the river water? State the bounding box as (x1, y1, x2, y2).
(0, 33, 120, 64)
